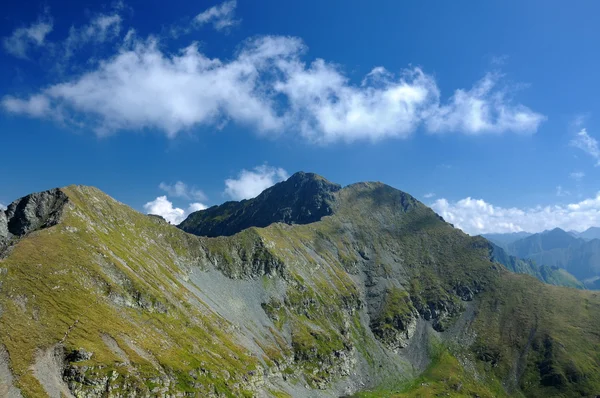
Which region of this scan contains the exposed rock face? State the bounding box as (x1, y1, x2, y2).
(1, 188, 68, 241)
(0, 212, 7, 243)
(208, 233, 287, 279)
(0, 345, 22, 398)
(179, 171, 341, 237)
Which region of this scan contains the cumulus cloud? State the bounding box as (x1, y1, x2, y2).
(187, 202, 208, 213)
(2, 33, 545, 142)
(159, 181, 207, 201)
(431, 194, 600, 235)
(423, 192, 436, 198)
(64, 13, 122, 59)
(224, 165, 288, 200)
(570, 171, 585, 181)
(571, 128, 600, 166)
(143, 195, 207, 224)
(2, 36, 295, 136)
(275, 64, 439, 142)
(425, 73, 545, 135)
(3, 14, 53, 59)
(194, 0, 238, 31)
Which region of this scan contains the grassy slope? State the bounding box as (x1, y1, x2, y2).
(2, 182, 600, 397)
(475, 273, 600, 396)
(286, 182, 600, 397)
(354, 345, 507, 398)
(0, 186, 261, 397)
(0, 185, 375, 396)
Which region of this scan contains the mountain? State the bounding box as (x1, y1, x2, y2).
(3, 174, 600, 397)
(578, 226, 600, 241)
(508, 228, 583, 258)
(505, 228, 600, 281)
(183, 175, 583, 290)
(179, 172, 341, 237)
(481, 231, 532, 248)
(488, 243, 584, 289)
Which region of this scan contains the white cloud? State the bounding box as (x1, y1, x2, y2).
(570, 171, 585, 181)
(144, 196, 183, 224)
(2, 94, 51, 117)
(224, 165, 288, 200)
(159, 181, 207, 201)
(143, 195, 207, 224)
(2, 33, 545, 142)
(424, 192, 436, 198)
(425, 73, 545, 135)
(571, 128, 600, 166)
(2, 36, 295, 136)
(194, 0, 238, 31)
(0, 203, 6, 211)
(3, 15, 53, 59)
(274, 64, 438, 142)
(187, 202, 208, 212)
(64, 13, 122, 59)
(431, 194, 600, 235)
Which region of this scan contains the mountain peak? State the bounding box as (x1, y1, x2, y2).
(544, 227, 569, 235)
(179, 171, 341, 237)
(286, 170, 329, 182)
(579, 226, 600, 241)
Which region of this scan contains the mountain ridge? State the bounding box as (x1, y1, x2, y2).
(178, 171, 341, 237)
(498, 227, 600, 282)
(2, 176, 600, 397)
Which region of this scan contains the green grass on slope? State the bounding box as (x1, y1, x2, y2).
(0, 186, 261, 397)
(474, 272, 600, 396)
(354, 343, 506, 398)
(538, 266, 585, 289)
(5, 182, 600, 397)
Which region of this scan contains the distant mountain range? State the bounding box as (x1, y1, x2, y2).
(488, 242, 584, 289)
(481, 231, 533, 247)
(483, 227, 600, 286)
(577, 226, 600, 240)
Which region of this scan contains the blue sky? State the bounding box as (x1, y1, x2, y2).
(2, 0, 600, 234)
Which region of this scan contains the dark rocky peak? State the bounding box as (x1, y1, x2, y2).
(179, 171, 341, 237)
(1, 188, 69, 245)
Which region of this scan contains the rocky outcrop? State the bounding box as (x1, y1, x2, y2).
(0, 345, 22, 398)
(206, 233, 287, 279)
(0, 212, 8, 245)
(1, 188, 68, 246)
(179, 172, 341, 237)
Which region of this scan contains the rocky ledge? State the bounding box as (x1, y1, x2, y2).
(1, 188, 68, 251)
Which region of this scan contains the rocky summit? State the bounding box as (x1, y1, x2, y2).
(2, 173, 600, 397)
(179, 172, 342, 237)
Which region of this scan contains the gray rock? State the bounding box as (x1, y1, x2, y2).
(179, 171, 341, 237)
(0, 210, 7, 242)
(4, 188, 68, 237)
(65, 348, 93, 363)
(456, 286, 474, 301)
